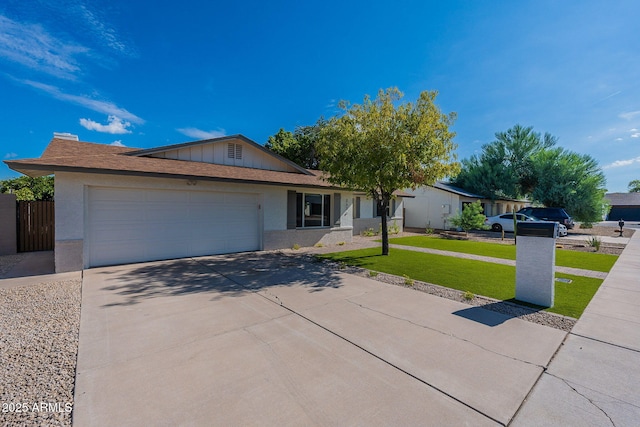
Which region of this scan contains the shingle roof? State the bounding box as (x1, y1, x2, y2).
(432, 181, 485, 198)
(4, 138, 340, 189)
(606, 192, 640, 206)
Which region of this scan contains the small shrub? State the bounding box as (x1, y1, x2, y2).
(338, 241, 346, 246)
(369, 270, 379, 277)
(403, 274, 414, 286)
(425, 227, 434, 235)
(314, 243, 324, 248)
(292, 244, 300, 250)
(448, 200, 489, 237)
(463, 290, 474, 301)
(579, 222, 594, 229)
(338, 261, 347, 270)
(389, 220, 400, 235)
(586, 236, 601, 252)
(362, 228, 377, 237)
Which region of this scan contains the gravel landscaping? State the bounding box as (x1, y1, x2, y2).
(0, 279, 81, 426)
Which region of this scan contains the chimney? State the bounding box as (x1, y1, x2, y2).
(53, 132, 79, 141)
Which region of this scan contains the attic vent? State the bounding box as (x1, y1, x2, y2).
(227, 143, 242, 159)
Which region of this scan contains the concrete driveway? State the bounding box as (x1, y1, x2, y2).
(74, 252, 566, 426)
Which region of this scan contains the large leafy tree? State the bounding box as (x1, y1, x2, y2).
(629, 179, 640, 192)
(316, 88, 459, 255)
(0, 176, 54, 201)
(453, 124, 608, 223)
(531, 148, 607, 222)
(453, 124, 555, 199)
(265, 119, 327, 169)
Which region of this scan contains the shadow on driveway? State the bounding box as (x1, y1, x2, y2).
(97, 252, 343, 307)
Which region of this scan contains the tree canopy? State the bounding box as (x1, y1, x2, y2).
(265, 120, 327, 169)
(316, 87, 459, 255)
(453, 124, 555, 200)
(453, 124, 607, 223)
(0, 176, 54, 201)
(629, 179, 640, 192)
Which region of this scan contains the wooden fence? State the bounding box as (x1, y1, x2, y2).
(17, 201, 54, 252)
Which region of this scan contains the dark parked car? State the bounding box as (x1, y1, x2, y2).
(517, 207, 575, 229)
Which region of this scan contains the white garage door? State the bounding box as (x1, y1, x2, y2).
(88, 187, 260, 267)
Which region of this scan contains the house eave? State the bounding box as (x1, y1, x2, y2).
(4, 162, 344, 190)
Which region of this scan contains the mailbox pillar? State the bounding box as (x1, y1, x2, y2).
(515, 222, 558, 308)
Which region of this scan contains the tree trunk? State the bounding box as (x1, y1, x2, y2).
(381, 198, 389, 256)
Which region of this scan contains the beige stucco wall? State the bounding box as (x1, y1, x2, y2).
(352, 197, 404, 235)
(403, 186, 530, 229)
(54, 171, 353, 271)
(404, 187, 461, 230)
(0, 193, 16, 255)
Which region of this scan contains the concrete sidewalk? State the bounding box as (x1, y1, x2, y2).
(74, 253, 566, 426)
(513, 231, 640, 425)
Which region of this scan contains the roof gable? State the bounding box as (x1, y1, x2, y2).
(4, 138, 339, 189)
(126, 135, 311, 175)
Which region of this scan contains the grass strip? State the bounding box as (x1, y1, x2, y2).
(387, 236, 618, 272)
(319, 247, 602, 318)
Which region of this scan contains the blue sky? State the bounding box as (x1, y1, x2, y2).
(1, 0, 639, 192)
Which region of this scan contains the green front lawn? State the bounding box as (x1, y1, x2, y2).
(387, 236, 618, 273)
(320, 247, 602, 318)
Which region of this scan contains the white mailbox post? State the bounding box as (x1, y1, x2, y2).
(515, 221, 558, 308)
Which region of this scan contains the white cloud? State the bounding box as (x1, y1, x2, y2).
(18, 79, 144, 124)
(80, 115, 132, 134)
(4, 152, 17, 159)
(615, 137, 623, 141)
(75, 5, 132, 56)
(619, 111, 640, 121)
(0, 15, 89, 80)
(632, 133, 640, 138)
(631, 128, 638, 132)
(177, 127, 226, 139)
(603, 156, 640, 169)
(110, 140, 125, 147)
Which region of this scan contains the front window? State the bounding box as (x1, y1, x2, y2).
(296, 193, 331, 227)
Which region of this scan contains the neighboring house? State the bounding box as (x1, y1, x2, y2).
(403, 182, 529, 230)
(606, 192, 640, 221)
(5, 134, 361, 272)
(352, 191, 409, 235)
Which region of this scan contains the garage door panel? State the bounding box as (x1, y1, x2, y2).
(88, 187, 260, 267)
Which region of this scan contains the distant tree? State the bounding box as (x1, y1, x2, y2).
(265, 119, 327, 169)
(14, 187, 35, 201)
(0, 176, 54, 201)
(453, 124, 556, 199)
(530, 148, 607, 223)
(448, 200, 489, 237)
(316, 87, 459, 255)
(453, 124, 608, 223)
(629, 179, 640, 192)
